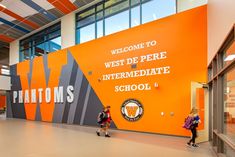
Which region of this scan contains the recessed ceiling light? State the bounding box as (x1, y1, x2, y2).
(224, 54, 235, 61)
(0, 4, 6, 8)
(1, 65, 8, 68)
(1, 69, 10, 75)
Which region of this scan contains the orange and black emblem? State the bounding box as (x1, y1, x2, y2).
(121, 99, 144, 122)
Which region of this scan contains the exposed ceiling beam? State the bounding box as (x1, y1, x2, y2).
(0, 34, 14, 43)
(47, 0, 77, 14)
(0, 5, 40, 29)
(0, 17, 30, 33)
(21, 0, 57, 21)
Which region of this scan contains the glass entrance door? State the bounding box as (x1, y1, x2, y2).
(191, 81, 209, 143)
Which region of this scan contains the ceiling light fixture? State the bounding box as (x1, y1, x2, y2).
(1, 69, 10, 75)
(1, 65, 8, 68)
(224, 54, 235, 61)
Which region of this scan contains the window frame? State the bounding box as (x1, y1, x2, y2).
(208, 24, 235, 155)
(19, 22, 61, 62)
(75, 0, 177, 44)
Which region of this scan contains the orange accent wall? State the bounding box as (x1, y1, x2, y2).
(0, 95, 6, 108)
(14, 5, 207, 136)
(69, 5, 208, 136)
(17, 50, 67, 122)
(196, 88, 205, 130)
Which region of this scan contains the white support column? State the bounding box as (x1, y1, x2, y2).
(61, 12, 76, 49)
(9, 40, 19, 65)
(177, 0, 207, 13)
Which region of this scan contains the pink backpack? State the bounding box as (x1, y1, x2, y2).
(183, 116, 194, 130)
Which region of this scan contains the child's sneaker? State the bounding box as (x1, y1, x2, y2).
(192, 144, 199, 147)
(105, 134, 111, 138)
(186, 142, 191, 147)
(96, 131, 100, 136)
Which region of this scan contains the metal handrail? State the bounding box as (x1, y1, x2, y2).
(213, 130, 235, 151)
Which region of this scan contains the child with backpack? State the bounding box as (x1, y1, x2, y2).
(183, 107, 201, 147)
(96, 106, 112, 137)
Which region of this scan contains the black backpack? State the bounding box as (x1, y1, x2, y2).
(97, 111, 105, 124)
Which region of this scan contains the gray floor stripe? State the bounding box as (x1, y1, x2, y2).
(79, 84, 91, 125)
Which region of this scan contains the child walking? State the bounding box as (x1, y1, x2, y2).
(96, 106, 112, 137)
(186, 107, 201, 147)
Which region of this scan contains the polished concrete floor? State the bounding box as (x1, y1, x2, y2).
(0, 116, 216, 157)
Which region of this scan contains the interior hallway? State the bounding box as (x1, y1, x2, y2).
(0, 118, 216, 157)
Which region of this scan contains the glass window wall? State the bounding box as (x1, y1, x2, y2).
(131, 5, 140, 27)
(223, 68, 235, 143)
(79, 24, 96, 43)
(223, 41, 235, 67)
(142, 0, 176, 24)
(76, 0, 176, 44)
(209, 26, 235, 157)
(105, 10, 129, 35)
(19, 23, 61, 62)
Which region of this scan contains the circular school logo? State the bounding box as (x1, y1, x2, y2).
(121, 99, 144, 122)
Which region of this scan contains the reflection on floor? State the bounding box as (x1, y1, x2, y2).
(0, 112, 5, 118)
(0, 118, 216, 157)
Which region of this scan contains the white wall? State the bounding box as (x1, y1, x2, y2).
(0, 75, 10, 90)
(9, 40, 19, 65)
(208, 0, 235, 64)
(61, 12, 76, 49)
(177, 0, 207, 13)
